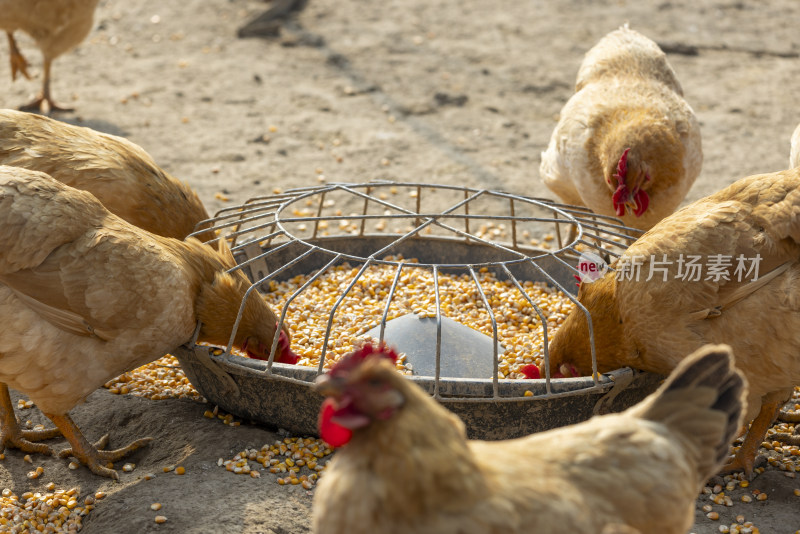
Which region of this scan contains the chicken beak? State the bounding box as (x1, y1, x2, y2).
(558, 363, 575, 378)
(314, 373, 345, 397)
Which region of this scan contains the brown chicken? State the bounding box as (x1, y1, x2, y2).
(544, 167, 800, 478)
(540, 25, 702, 231)
(0, 109, 213, 242)
(790, 122, 800, 168)
(0, 167, 298, 479)
(313, 342, 745, 534)
(0, 0, 100, 112)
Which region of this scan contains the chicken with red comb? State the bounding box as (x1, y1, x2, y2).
(540, 24, 701, 231)
(316, 343, 399, 447)
(545, 167, 800, 478)
(0, 167, 298, 479)
(312, 342, 746, 534)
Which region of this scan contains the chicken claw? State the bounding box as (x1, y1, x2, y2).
(719, 399, 783, 479)
(0, 384, 59, 456)
(19, 95, 74, 114)
(6, 32, 31, 81)
(46, 413, 153, 480)
(18, 58, 74, 114)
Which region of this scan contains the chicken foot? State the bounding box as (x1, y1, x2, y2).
(19, 58, 74, 114)
(6, 32, 31, 81)
(45, 412, 153, 480)
(720, 398, 783, 479)
(0, 383, 60, 456)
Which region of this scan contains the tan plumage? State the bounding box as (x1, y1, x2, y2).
(0, 166, 289, 479)
(0, 109, 213, 241)
(0, 0, 99, 112)
(540, 25, 702, 230)
(546, 167, 800, 477)
(313, 344, 745, 534)
(790, 123, 800, 168)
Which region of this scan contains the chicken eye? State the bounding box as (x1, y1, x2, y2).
(367, 378, 385, 388)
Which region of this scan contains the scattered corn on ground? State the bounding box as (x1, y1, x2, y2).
(103, 355, 202, 401)
(689, 387, 800, 533)
(218, 436, 333, 489)
(0, 485, 98, 533)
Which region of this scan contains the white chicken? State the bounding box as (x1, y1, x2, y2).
(540, 25, 702, 231)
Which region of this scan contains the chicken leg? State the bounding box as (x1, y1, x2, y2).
(6, 32, 31, 81)
(720, 398, 783, 479)
(46, 412, 153, 480)
(19, 57, 73, 114)
(0, 383, 60, 455)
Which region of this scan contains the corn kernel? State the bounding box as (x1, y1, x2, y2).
(151, 503, 162, 511)
(154, 515, 167, 524)
(175, 466, 186, 475)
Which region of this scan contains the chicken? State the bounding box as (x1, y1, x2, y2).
(544, 167, 800, 478)
(790, 122, 800, 168)
(540, 25, 702, 231)
(313, 342, 745, 534)
(0, 166, 298, 479)
(0, 109, 213, 242)
(0, 0, 100, 113)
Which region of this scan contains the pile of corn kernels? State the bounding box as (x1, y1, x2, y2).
(263, 257, 574, 378)
(104, 355, 202, 401)
(217, 436, 333, 489)
(0, 485, 101, 533)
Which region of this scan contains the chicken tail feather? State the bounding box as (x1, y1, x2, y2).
(633, 344, 746, 483)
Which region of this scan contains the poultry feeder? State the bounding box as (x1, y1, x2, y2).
(172, 182, 662, 439)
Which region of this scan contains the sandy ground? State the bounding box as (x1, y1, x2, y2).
(1, 0, 800, 532)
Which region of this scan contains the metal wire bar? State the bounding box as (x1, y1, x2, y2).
(319, 258, 377, 365)
(500, 263, 552, 395)
(468, 266, 500, 399)
(433, 265, 442, 398)
(379, 263, 406, 344)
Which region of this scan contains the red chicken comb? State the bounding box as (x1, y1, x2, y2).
(520, 364, 540, 379)
(632, 189, 650, 217)
(613, 147, 631, 186)
(329, 342, 399, 375)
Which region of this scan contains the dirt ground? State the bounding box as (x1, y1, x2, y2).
(1, 0, 800, 532)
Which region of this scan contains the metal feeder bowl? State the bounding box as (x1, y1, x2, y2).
(172, 182, 660, 440)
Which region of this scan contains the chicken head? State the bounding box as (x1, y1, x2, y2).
(542, 274, 636, 378)
(194, 239, 299, 364)
(314, 343, 405, 447)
